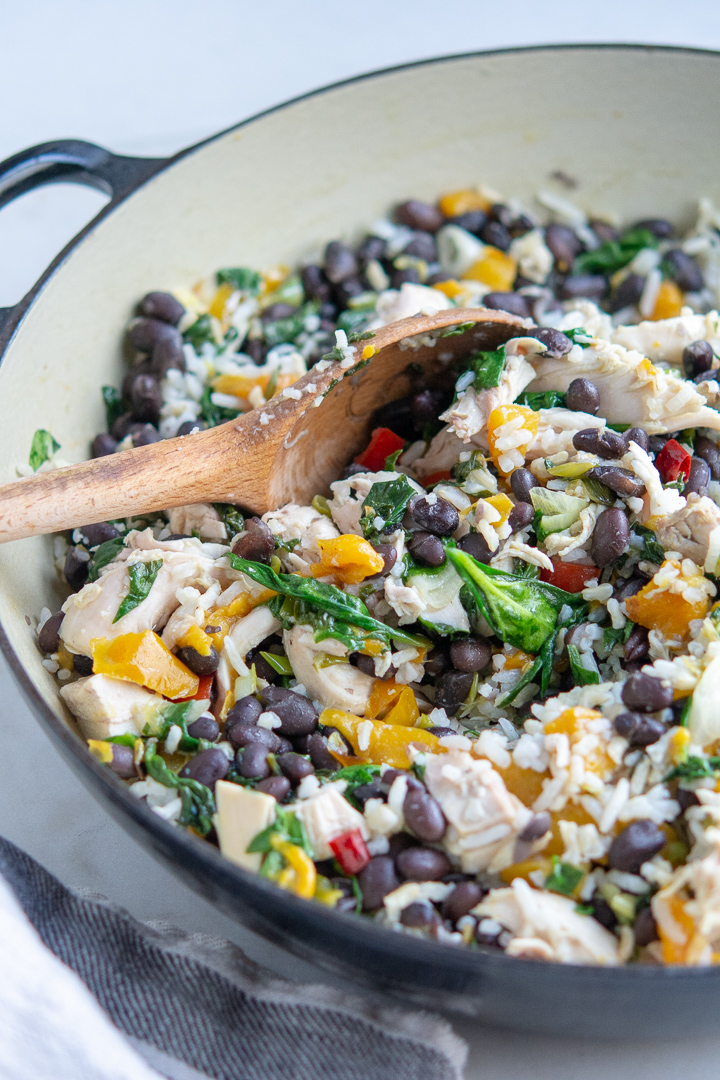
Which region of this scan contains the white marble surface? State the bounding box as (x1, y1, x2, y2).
(1, 3, 720, 1076)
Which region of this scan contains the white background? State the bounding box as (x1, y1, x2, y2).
(2, 3, 720, 1076)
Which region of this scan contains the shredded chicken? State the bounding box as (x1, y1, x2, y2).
(612, 310, 720, 365)
(654, 494, 720, 570)
(262, 503, 339, 572)
(283, 624, 375, 714)
(168, 503, 227, 542)
(440, 351, 537, 444)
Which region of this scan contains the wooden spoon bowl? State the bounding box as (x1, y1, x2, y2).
(0, 308, 527, 542)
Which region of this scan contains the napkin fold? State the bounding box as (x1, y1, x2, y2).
(0, 837, 466, 1080)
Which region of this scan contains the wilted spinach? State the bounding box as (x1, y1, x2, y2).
(360, 475, 416, 540)
(114, 559, 162, 622)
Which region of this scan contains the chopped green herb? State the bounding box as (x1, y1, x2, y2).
(330, 763, 381, 808)
(516, 389, 568, 410)
(664, 755, 720, 782)
(439, 321, 474, 337)
(29, 429, 60, 471)
(574, 227, 658, 277)
(633, 524, 665, 565)
(87, 536, 125, 582)
(564, 327, 594, 346)
(144, 739, 215, 835)
(198, 384, 239, 428)
(678, 694, 693, 728)
(384, 448, 403, 471)
(360, 475, 416, 540)
(216, 267, 262, 294)
(347, 329, 376, 343)
(264, 301, 318, 348)
(213, 503, 244, 538)
(101, 385, 125, 430)
(183, 313, 215, 351)
(113, 559, 162, 623)
(247, 805, 312, 856)
(545, 856, 584, 896)
(463, 347, 506, 391)
(603, 620, 635, 650)
(567, 643, 600, 686)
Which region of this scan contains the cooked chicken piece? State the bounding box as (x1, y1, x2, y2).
(60, 674, 159, 739)
(412, 428, 468, 481)
(383, 577, 427, 625)
(262, 503, 339, 572)
(476, 878, 620, 965)
(168, 503, 227, 542)
(226, 606, 282, 663)
(528, 338, 720, 434)
(654, 493, 720, 570)
(292, 787, 368, 860)
(328, 470, 422, 536)
(439, 347, 538, 444)
(214, 782, 277, 872)
(526, 407, 605, 461)
(283, 624, 375, 714)
(612, 310, 720, 365)
(368, 282, 452, 328)
(559, 299, 614, 341)
(652, 826, 720, 965)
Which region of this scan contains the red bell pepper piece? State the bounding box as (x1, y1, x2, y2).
(354, 427, 406, 472)
(170, 673, 214, 703)
(655, 438, 691, 484)
(329, 828, 371, 875)
(423, 469, 453, 487)
(540, 558, 599, 593)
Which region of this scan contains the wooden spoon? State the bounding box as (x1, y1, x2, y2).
(0, 308, 527, 542)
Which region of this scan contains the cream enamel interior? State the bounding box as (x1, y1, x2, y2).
(2, 45, 720, 727)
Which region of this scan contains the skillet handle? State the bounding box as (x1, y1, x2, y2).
(0, 139, 166, 337)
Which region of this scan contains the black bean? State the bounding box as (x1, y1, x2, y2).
(323, 241, 358, 284)
(177, 420, 204, 437)
(38, 611, 64, 654)
(591, 895, 618, 930)
(648, 434, 670, 456)
(483, 292, 532, 318)
(109, 743, 136, 778)
(396, 200, 444, 233)
(357, 856, 400, 911)
(590, 219, 619, 243)
(226, 695, 263, 728)
(447, 210, 487, 234)
(586, 465, 645, 498)
(305, 732, 339, 771)
(301, 264, 331, 303)
(424, 647, 450, 680)
(110, 412, 134, 442)
(608, 273, 645, 313)
(624, 427, 650, 453)
(357, 235, 387, 263)
(590, 507, 630, 567)
(92, 433, 118, 457)
(261, 302, 297, 323)
(396, 846, 451, 881)
(254, 776, 290, 801)
(138, 290, 185, 325)
(399, 900, 440, 931)
(685, 456, 711, 497)
(544, 224, 583, 270)
(572, 427, 626, 459)
(518, 811, 552, 841)
(389, 266, 421, 289)
(402, 231, 437, 262)
(369, 544, 397, 577)
(403, 786, 447, 842)
(694, 436, 720, 480)
(410, 495, 459, 536)
(64, 547, 90, 591)
(634, 905, 659, 946)
(614, 578, 645, 602)
(244, 339, 268, 365)
(176, 644, 219, 677)
(352, 781, 385, 805)
(442, 881, 483, 923)
(613, 711, 665, 746)
(633, 218, 674, 239)
(480, 220, 511, 251)
(457, 531, 492, 564)
(507, 501, 535, 533)
(682, 340, 715, 379)
(663, 249, 704, 292)
(227, 722, 278, 755)
(79, 522, 120, 548)
(187, 714, 220, 741)
(488, 204, 515, 229)
(132, 424, 160, 447)
(180, 747, 230, 788)
(128, 318, 181, 354)
(235, 743, 272, 780)
(475, 922, 504, 948)
(608, 820, 666, 873)
(350, 653, 377, 677)
(410, 388, 447, 429)
(426, 725, 456, 737)
(334, 277, 366, 308)
(408, 531, 446, 568)
(510, 467, 539, 503)
(527, 327, 573, 357)
(676, 788, 700, 812)
(558, 275, 607, 301)
(621, 671, 674, 713)
(434, 670, 474, 715)
(151, 335, 186, 378)
(449, 637, 491, 673)
(623, 626, 650, 664)
(231, 517, 275, 563)
(260, 686, 318, 737)
(277, 752, 314, 784)
(566, 378, 600, 415)
(73, 654, 93, 677)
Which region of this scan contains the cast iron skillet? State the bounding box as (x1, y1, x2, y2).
(1, 45, 719, 1038)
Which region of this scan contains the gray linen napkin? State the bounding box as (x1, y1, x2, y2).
(0, 837, 467, 1080)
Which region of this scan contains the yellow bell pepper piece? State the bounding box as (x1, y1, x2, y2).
(625, 561, 709, 643)
(57, 642, 75, 671)
(384, 686, 420, 728)
(464, 247, 516, 291)
(176, 624, 214, 657)
(311, 534, 385, 585)
(209, 281, 234, 320)
(486, 404, 540, 475)
(321, 708, 442, 769)
(658, 896, 698, 965)
(545, 707, 614, 777)
(366, 679, 402, 720)
(439, 189, 491, 218)
(650, 280, 684, 321)
(212, 371, 297, 401)
(485, 492, 514, 526)
(669, 726, 691, 765)
(204, 589, 276, 649)
(431, 279, 463, 299)
(91, 630, 199, 699)
(87, 739, 114, 765)
(314, 875, 346, 907)
(271, 835, 317, 899)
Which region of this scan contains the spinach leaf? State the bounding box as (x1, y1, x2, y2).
(664, 755, 720, 782)
(545, 857, 584, 896)
(143, 700, 211, 752)
(183, 313, 215, 351)
(603, 621, 635, 650)
(213, 503, 244, 538)
(384, 448, 403, 471)
(269, 594, 371, 654)
(567, 643, 600, 686)
(263, 301, 319, 347)
(217, 267, 262, 294)
(564, 327, 594, 346)
(114, 559, 162, 623)
(29, 429, 60, 471)
(247, 805, 312, 856)
(260, 651, 293, 676)
(496, 602, 586, 706)
(144, 739, 215, 835)
(87, 536, 125, 582)
(198, 384, 240, 427)
(633, 524, 665, 565)
(360, 475, 416, 540)
(331, 763, 382, 808)
(101, 385, 125, 430)
(516, 390, 567, 411)
(467, 347, 506, 390)
(574, 227, 658, 276)
(439, 321, 474, 338)
(230, 554, 425, 648)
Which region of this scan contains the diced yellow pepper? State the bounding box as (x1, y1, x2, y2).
(322, 708, 442, 769)
(57, 642, 75, 671)
(212, 371, 298, 401)
(485, 492, 514, 526)
(311, 534, 385, 585)
(91, 630, 199, 699)
(176, 624, 214, 657)
(669, 726, 691, 765)
(625, 561, 709, 642)
(314, 875, 345, 907)
(658, 896, 697, 964)
(502, 648, 534, 671)
(209, 281, 234, 320)
(464, 247, 516, 291)
(87, 739, 114, 765)
(271, 835, 317, 899)
(204, 589, 276, 649)
(650, 280, 684, 321)
(384, 686, 420, 728)
(362, 344, 375, 360)
(486, 404, 540, 474)
(439, 189, 491, 218)
(431, 279, 463, 298)
(500, 855, 551, 885)
(366, 679, 403, 720)
(545, 707, 614, 777)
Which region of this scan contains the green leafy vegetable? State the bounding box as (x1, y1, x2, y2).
(87, 536, 125, 582)
(516, 390, 567, 411)
(230, 554, 426, 648)
(198, 384, 239, 427)
(217, 267, 262, 294)
(144, 739, 215, 835)
(269, 595, 369, 654)
(439, 321, 474, 337)
(183, 313, 215, 351)
(567, 643, 600, 686)
(360, 475, 416, 540)
(113, 559, 163, 623)
(330, 764, 382, 809)
(264, 301, 319, 348)
(678, 694, 693, 728)
(101, 385, 125, 430)
(545, 856, 584, 896)
(384, 448, 403, 471)
(574, 227, 658, 277)
(29, 429, 60, 471)
(347, 329, 376, 343)
(213, 503, 244, 538)
(247, 805, 312, 856)
(564, 327, 594, 346)
(664, 755, 720, 782)
(143, 700, 212, 752)
(603, 621, 635, 650)
(633, 524, 665, 565)
(463, 347, 506, 391)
